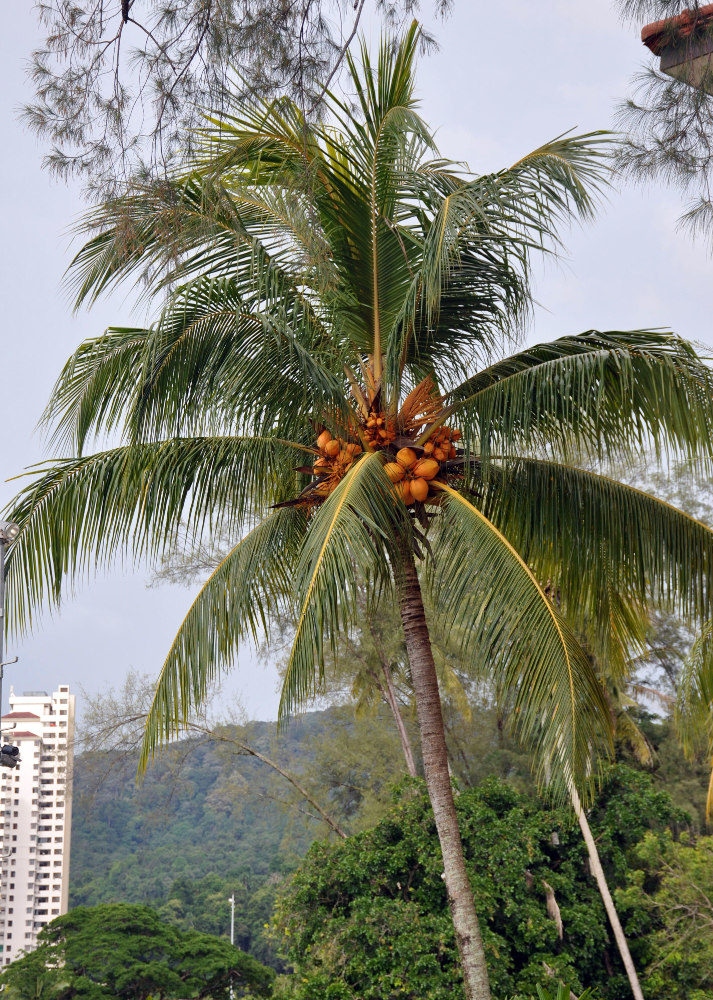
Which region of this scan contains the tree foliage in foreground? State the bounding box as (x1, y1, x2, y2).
(0, 903, 274, 1000)
(620, 831, 713, 1000)
(270, 768, 686, 1000)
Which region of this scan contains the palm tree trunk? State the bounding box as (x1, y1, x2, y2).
(396, 541, 491, 1000)
(569, 783, 644, 1000)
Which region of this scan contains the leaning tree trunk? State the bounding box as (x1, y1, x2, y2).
(376, 652, 419, 778)
(569, 783, 645, 1000)
(396, 542, 492, 1000)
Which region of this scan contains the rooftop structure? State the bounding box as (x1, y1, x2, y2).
(642, 3, 713, 91)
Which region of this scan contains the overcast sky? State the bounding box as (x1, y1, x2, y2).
(0, 1, 710, 724)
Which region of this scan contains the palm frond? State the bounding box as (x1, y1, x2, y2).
(616, 710, 656, 768)
(280, 451, 406, 719)
(441, 330, 713, 468)
(123, 273, 350, 442)
(384, 132, 611, 394)
(67, 171, 315, 309)
(139, 508, 306, 769)
(41, 327, 152, 453)
(4, 436, 310, 633)
(46, 271, 352, 449)
(427, 484, 612, 803)
(480, 457, 713, 662)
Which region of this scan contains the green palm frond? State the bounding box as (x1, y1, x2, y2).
(5, 436, 310, 633)
(427, 484, 612, 802)
(481, 456, 713, 641)
(140, 507, 306, 768)
(418, 133, 610, 322)
(280, 452, 406, 719)
(123, 274, 349, 441)
(42, 327, 152, 453)
(616, 709, 656, 768)
(67, 169, 316, 309)
(46, 273, 352, 450)
(384, 132, 611, 394)
(441, 330, 713, 467)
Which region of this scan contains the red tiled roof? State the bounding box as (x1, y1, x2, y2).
(2, 712, 40, 719)
(642, 3, 713, 53)
(7, 731, 40, 739)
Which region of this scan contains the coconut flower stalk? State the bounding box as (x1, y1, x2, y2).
(7, 24, 713, 1000)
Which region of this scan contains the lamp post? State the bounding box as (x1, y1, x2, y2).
(229, 893, 235, 1000)
(0, 523, 19, 720)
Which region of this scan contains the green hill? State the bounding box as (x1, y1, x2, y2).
(69, 712, 350, 966)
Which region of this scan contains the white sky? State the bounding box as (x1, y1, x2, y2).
(0, 1, 710, 722)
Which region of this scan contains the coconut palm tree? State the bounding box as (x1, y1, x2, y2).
(7, 24, 713, 1000)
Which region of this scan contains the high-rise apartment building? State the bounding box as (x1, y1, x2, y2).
(0, 686, 75, 965)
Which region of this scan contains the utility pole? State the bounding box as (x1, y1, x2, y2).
(0, 523, 20, 720)
(229, 892, 235, 1000)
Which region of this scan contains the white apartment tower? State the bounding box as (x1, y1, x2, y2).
(0, 686, 75, 965)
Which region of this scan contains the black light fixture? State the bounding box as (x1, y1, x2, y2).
(642, 3, 713, 93)
(0, 746, 20, 769)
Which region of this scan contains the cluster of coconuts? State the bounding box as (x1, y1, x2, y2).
(311, 422, 459, 507)
(362, 411, 397, 448)
(384, 447, 441, 505)
(313, 429, 363, 488)
(422, 425, 460, 461)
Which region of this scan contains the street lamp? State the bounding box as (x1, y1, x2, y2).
(0, 523, 19, 739)
(229, 893, 235, 1000)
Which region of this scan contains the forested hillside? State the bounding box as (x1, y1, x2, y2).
(68, 702, 711, 975)
(70, 711, 345, 965)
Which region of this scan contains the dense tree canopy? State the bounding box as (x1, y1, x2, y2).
(0, 903, 275, 1000)
(270, 769, 688, 999)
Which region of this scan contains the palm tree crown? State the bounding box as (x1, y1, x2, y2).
(7, 24, 713, 999)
